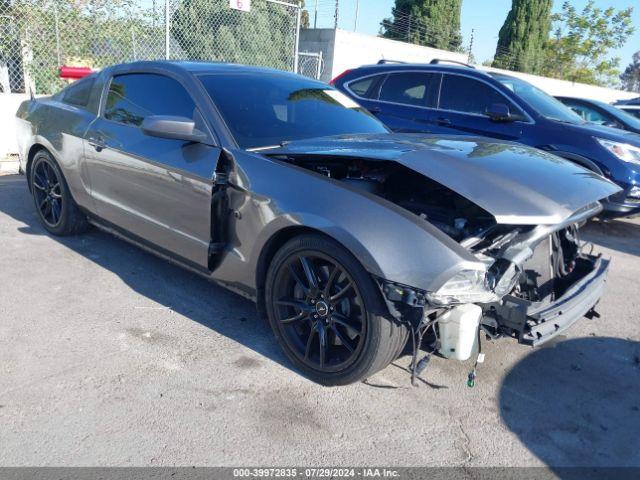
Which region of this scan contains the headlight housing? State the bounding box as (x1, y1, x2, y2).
(595, 138, 640, 166)
(427, 268, 498, 306)
(427, 262, 521, 306)
(628, 186, 640, 199)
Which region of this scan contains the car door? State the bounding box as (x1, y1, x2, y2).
(84, 71, 221, 269)
(348, 72, 440, 133)
(431, 73, 527, 141)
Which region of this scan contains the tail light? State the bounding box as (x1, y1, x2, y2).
(59, 66, 94, 80)
(329, 69, 352, 86)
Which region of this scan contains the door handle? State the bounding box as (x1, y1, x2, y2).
(88, 135, 106, 152)
(368, 106, 381, 114)
(435, 117, 452, 126)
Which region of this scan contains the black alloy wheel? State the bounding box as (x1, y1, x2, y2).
(266, 234, 409, 386)
(272, 251, 366, 372)
(30, 150, 89, 236)
(32, 156, 64, 228)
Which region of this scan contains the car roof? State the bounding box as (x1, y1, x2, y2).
(353, 62, 494, 78)
(615, 97, 640, 106)
(107, 60, 314, 79)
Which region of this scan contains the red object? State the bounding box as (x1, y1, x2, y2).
(59, 66, 94, 80)
(329, 69, 352, 86)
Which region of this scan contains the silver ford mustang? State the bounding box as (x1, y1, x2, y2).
(15, 61, 620, 385)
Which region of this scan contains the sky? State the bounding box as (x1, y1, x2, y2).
(310, 0, 640, 67)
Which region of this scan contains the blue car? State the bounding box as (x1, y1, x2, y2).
(556, 96, 640, 134)
(332, 60, 640, 216)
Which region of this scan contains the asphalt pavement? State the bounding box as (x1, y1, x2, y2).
(0, 174, 639, 468)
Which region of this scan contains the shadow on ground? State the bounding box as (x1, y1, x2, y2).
(500, 337, 640, 469)
(583, 218, 640, 257)
(0, 175, 293, 374)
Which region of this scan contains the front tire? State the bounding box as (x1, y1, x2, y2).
(30, 150, 89, 236)
(265, 234, 408, 386)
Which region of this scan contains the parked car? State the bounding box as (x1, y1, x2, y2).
(556, 96, 640, 134)
(16, 61, 618, 385)
(614, 98, 640, 120)
(332, 60, 640, 217)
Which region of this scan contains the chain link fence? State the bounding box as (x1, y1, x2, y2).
(0, 0, 307, 95)
(297, 51, 323, 80)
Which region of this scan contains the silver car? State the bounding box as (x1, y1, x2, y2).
(15, 61, 620, 385)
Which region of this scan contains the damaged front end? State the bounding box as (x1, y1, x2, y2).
(264, 138, 616, 383)
(378, 203, 610, 386)
(431, 202, 609, 349)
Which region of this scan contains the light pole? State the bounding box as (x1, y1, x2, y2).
(314, 0, 318, 28)
(354, 0, 359, 31)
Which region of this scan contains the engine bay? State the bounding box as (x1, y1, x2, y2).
(275, 155, 497, 242)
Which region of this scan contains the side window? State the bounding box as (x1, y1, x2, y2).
(439, 75, 518, 117)
(104, 73, 196, 127)
(348, 76, 378, 99)
(62, 76, 96, 108)
(379, 72, 440, 108)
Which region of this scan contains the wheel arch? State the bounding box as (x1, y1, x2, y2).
(25, 143, 49, 192)
(25, 143, 83, 207)
(254, 225, 385, 319)
(553, 151, 605, 176)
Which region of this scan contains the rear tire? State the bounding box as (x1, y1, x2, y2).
(265, 233, 408, 386)
(30, 150, 89, 236)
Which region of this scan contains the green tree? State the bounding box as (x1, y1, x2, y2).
(380, 0, 463, 51)
(492, 0, 552, 74)
(542, 1, 634, 86)
(1, 0, 157, 94)
(171, 0, 296, 70)
(300, 0, 310, 29)
(620, 51, 640, 93)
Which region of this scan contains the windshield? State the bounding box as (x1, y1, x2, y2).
(492, 74, 585, 124)
(597, 101, 640, 129)
(199, 73, 388, 150)
(624, 108, 640, 120)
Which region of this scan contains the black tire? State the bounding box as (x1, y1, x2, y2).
(265, 233, 408, 386)
(30, 150, 89, 236)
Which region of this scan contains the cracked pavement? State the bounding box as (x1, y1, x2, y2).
(0, 174, 639, 467)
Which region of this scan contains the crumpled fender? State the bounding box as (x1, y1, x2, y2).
(211, 151, 485, 294)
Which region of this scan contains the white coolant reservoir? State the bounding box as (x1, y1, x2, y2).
(437, 304, 482, 361)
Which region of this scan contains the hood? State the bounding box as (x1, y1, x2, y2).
(265, 134, 621, 225)
(556, 118, 640, 143)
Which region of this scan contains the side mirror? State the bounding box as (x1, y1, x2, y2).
(141, 115, 207, 143)
(486, 103, 513, 122)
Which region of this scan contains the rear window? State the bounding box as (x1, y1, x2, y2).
(61, 75, 96, 108)
(348, 76, 378, 99)
(200, 73, 387, 150)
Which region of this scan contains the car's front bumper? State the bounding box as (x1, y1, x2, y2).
(602, 188, 640, 217)
(489, 256, 610, 346)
